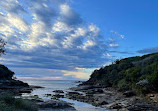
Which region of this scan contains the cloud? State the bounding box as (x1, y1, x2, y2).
(62, 70, 90, 79)
(109, 50, 134, 55)
(110, 30, 125, 39)
(17, 76, 63, 80)
(109, 43, 119, 47)
(59, 3, 83, 26)
(106, 53, 112, 57)
(0, 0, 120, 79)
(137, 47, 158, 54)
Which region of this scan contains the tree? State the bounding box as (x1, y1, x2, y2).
(0, 39, 11, 79)
(0, 39, 6, 56)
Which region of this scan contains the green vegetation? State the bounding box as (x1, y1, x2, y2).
(0, 39, 36, 110)
(0, 39, 14, 80)
(0, 93, 38, 111)
(85, 53, 158, 94)
(0, 39, 6, 56)
(0, 65, 15, 80)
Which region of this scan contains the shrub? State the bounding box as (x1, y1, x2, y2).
(118, 79, 130, 90)
(0, 93, 38, 111)
(85, 52, 158, 94)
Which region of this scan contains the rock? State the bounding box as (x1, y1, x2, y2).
(53, 94, 65, 98)
(111, 104, 122, 109)
(81, 80, 110, 88)
(94, 88, 104, 93)
(0, 79, 29, 90)
(147, 94, 158, 103)
(98, 101, 108, 105)
(38, 100, 74, 109)
(31, 98, 44, 102)
(45, 94, 52, 97)
(19, 88, 32, 93)
(86, 90, 95, 94)
(30, 85, 44, 89)
(127, 102, 158, 111)
(33, 95, 39, 98)
(107, 103, 122, 109)
(9, 80, 29, 87)
(86, 88, 104, 94)
(136, 79, 149, 87)
(123, 91, 136, 97)
(70, 85, 93, 91)
(67, 91, 81, 95)
(75, 81, 83, 83)
(53, 90, 64, 93)
(119, 108, 129, 111)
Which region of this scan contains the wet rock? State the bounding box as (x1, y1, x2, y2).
(106, 103, 122, 110)
(109, 103, 122, 109)
(38, 100, 74, 109)
(53, 90, 64, 93)
(75, 81, 83, 83)
(123, 91, 136, 97)
(0, 79, 29, 89)
(53, 94, 65, 98)
(31, 98, 44, 102)
(30, 85, 44, 89)
(67, 91, 82, 95)
(45, 94, 52, 97)
(33, 95, 39, 98)
(127, 102, 158, 111)
(86, 88, 104, 94)
(70, 85, 93, 91)
(119, 108, 129, 111)
(19, 88, 32, 93)
(98, 101, 108, 105)
(94, 88, 104, 93)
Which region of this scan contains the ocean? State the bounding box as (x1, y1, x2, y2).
(20, 79, 108, 111)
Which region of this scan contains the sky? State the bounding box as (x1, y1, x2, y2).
(0, 0, 158, 80)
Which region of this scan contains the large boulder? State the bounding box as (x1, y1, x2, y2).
(136, 79, 149, 87)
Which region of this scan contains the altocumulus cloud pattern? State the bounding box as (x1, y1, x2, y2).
(0, 0, 118, 79)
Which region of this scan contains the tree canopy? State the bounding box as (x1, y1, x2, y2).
(0, 39, 14, 80)
(84, 53, 158, 94)
(0, 39, 6, 56)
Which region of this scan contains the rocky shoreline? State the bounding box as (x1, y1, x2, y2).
(0, 79, 31, 95)
(1, 78, 158, 111)
(0, 79, 77, 111)
(64, 85, 158, 111)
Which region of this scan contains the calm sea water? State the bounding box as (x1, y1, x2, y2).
(20, 79, 108, 111)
